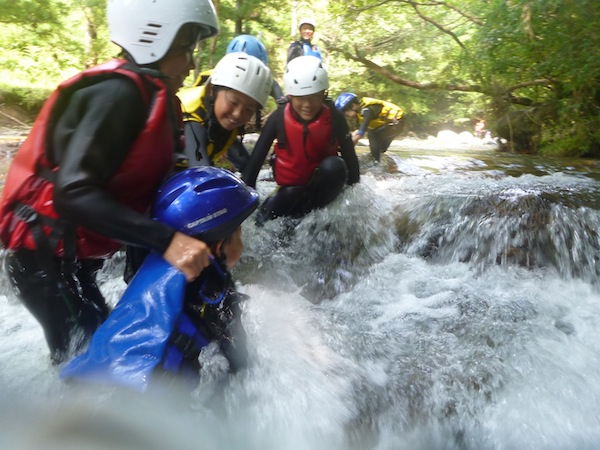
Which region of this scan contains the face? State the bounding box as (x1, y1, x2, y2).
(213, 88, 259, 131)
(220, 226, 243, 269)
(300, 24, 315, 40)
(343, 102, 359, 119)
(343, 107, 358, 119)
(158, 26, 199, 93)
(289, 91, 325, 121)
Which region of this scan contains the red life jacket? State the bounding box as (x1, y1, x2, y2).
(0, 59, 176, 259)
(274, 103, 339, 186)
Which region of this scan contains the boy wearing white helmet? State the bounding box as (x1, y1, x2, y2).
(177, 52, 273, 171)
(242, 55, 360, 225)
(0, 0, 218, 365)
(287, 17, 323, 63)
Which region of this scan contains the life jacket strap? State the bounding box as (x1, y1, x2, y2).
(13, 202, 77, 272)
(169, 333, 202, 359)
(162, 314, 211, 373)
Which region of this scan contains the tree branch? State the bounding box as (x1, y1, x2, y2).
(326, 44, 553, 107)
(407, 0, 466, 49)
(341, 45, 480, 91)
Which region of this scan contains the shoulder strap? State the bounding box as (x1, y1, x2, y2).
(326, 99, 342, 145)
(275, 102, 288, 149)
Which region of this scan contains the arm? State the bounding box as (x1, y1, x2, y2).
(183, 120, 211, 167)
(332, 108, 360, 185)
(241, 112, 278, 188)
(226, 138, 250, 172)
(52, 78, 209, 280)
(270, 79, 285, 102)
(356, 106, 377, 137)
(287, 42, 303, 63)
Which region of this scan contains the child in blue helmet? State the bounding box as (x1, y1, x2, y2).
(334, 92, 405, 162)
(227, 34, 285, 104)
(61, 167, 258, 392)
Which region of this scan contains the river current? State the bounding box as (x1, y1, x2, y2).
(2, 134, 600, 449)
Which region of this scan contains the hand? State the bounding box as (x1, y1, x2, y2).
(163, 231, 211, 282)
(352, 132, 362, 144)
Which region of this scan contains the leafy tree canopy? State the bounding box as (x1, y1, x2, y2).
(1, 0, 598, 155)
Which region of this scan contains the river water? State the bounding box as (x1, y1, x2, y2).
(2, 134, 600, 449)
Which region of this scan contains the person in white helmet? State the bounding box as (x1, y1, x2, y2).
(177, 52, 272, 172)
(287, 17, 322, 63)
(0, 0, 218, 365)
(242, 56, 360, 225)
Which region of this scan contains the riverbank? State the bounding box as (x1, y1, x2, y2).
(0, 104, 33, 192)
(0, 98, 500, 194)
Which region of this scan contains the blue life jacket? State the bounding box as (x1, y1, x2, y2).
(302, 42, 322, 60)
(60, 252, 200, 392)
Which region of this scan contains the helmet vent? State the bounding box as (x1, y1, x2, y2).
(139, 23, 162, 44)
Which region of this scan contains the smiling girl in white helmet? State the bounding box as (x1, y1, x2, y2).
(177, 52, 272, 171)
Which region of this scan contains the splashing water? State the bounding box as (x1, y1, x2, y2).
(2, 140, 600, 449)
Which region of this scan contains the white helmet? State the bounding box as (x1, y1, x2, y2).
(210, 52, 273, 107)
(107, 0, 219, 65)
(284, 55, 328, 96)
(299, 17, 316, 29)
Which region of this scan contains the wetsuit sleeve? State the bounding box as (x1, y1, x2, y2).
(287, 42, 303, 63)
(183, 120, 211, 167)
(241, 112, 278, 188)
(227, 138, 250, 172)
(333, 108, 360, 185)
(357, 107, 377, 136)
(52, 77, 176, 255)
(271, 79, 285, 102)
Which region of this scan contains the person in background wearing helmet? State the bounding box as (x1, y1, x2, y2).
(177, 52, 272, 173)
(61, 167, 258, 392)
(191, 34, 282, 100)
(0, 0, 218, 365)
(334, 92, 405, 162)
(225, 34, 284, 103)
(287, 17, 322, 63)
(242, 56, 360, 225)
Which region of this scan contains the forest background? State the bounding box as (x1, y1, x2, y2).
(0, 0, 598, 156)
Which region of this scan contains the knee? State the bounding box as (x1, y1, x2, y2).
(314, 156, 347, 187)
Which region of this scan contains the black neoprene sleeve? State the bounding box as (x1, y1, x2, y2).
(52, 77, 176, 255)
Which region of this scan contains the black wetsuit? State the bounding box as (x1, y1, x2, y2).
(287, 39, 322, 63)
(4, 77, 178, 363)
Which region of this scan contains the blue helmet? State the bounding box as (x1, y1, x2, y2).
(152, 167, 259, 243)
(334, 92, 358, 111)
(226, 34, 268, 65)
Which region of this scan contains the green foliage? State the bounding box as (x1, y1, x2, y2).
(0, 0, 114, 95)
(1, 0, 598, 156)
(0, 82, 51, 113)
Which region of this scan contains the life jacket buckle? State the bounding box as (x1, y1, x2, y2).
(170, 333, 199, 358)
(14, 203, 39, 224)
